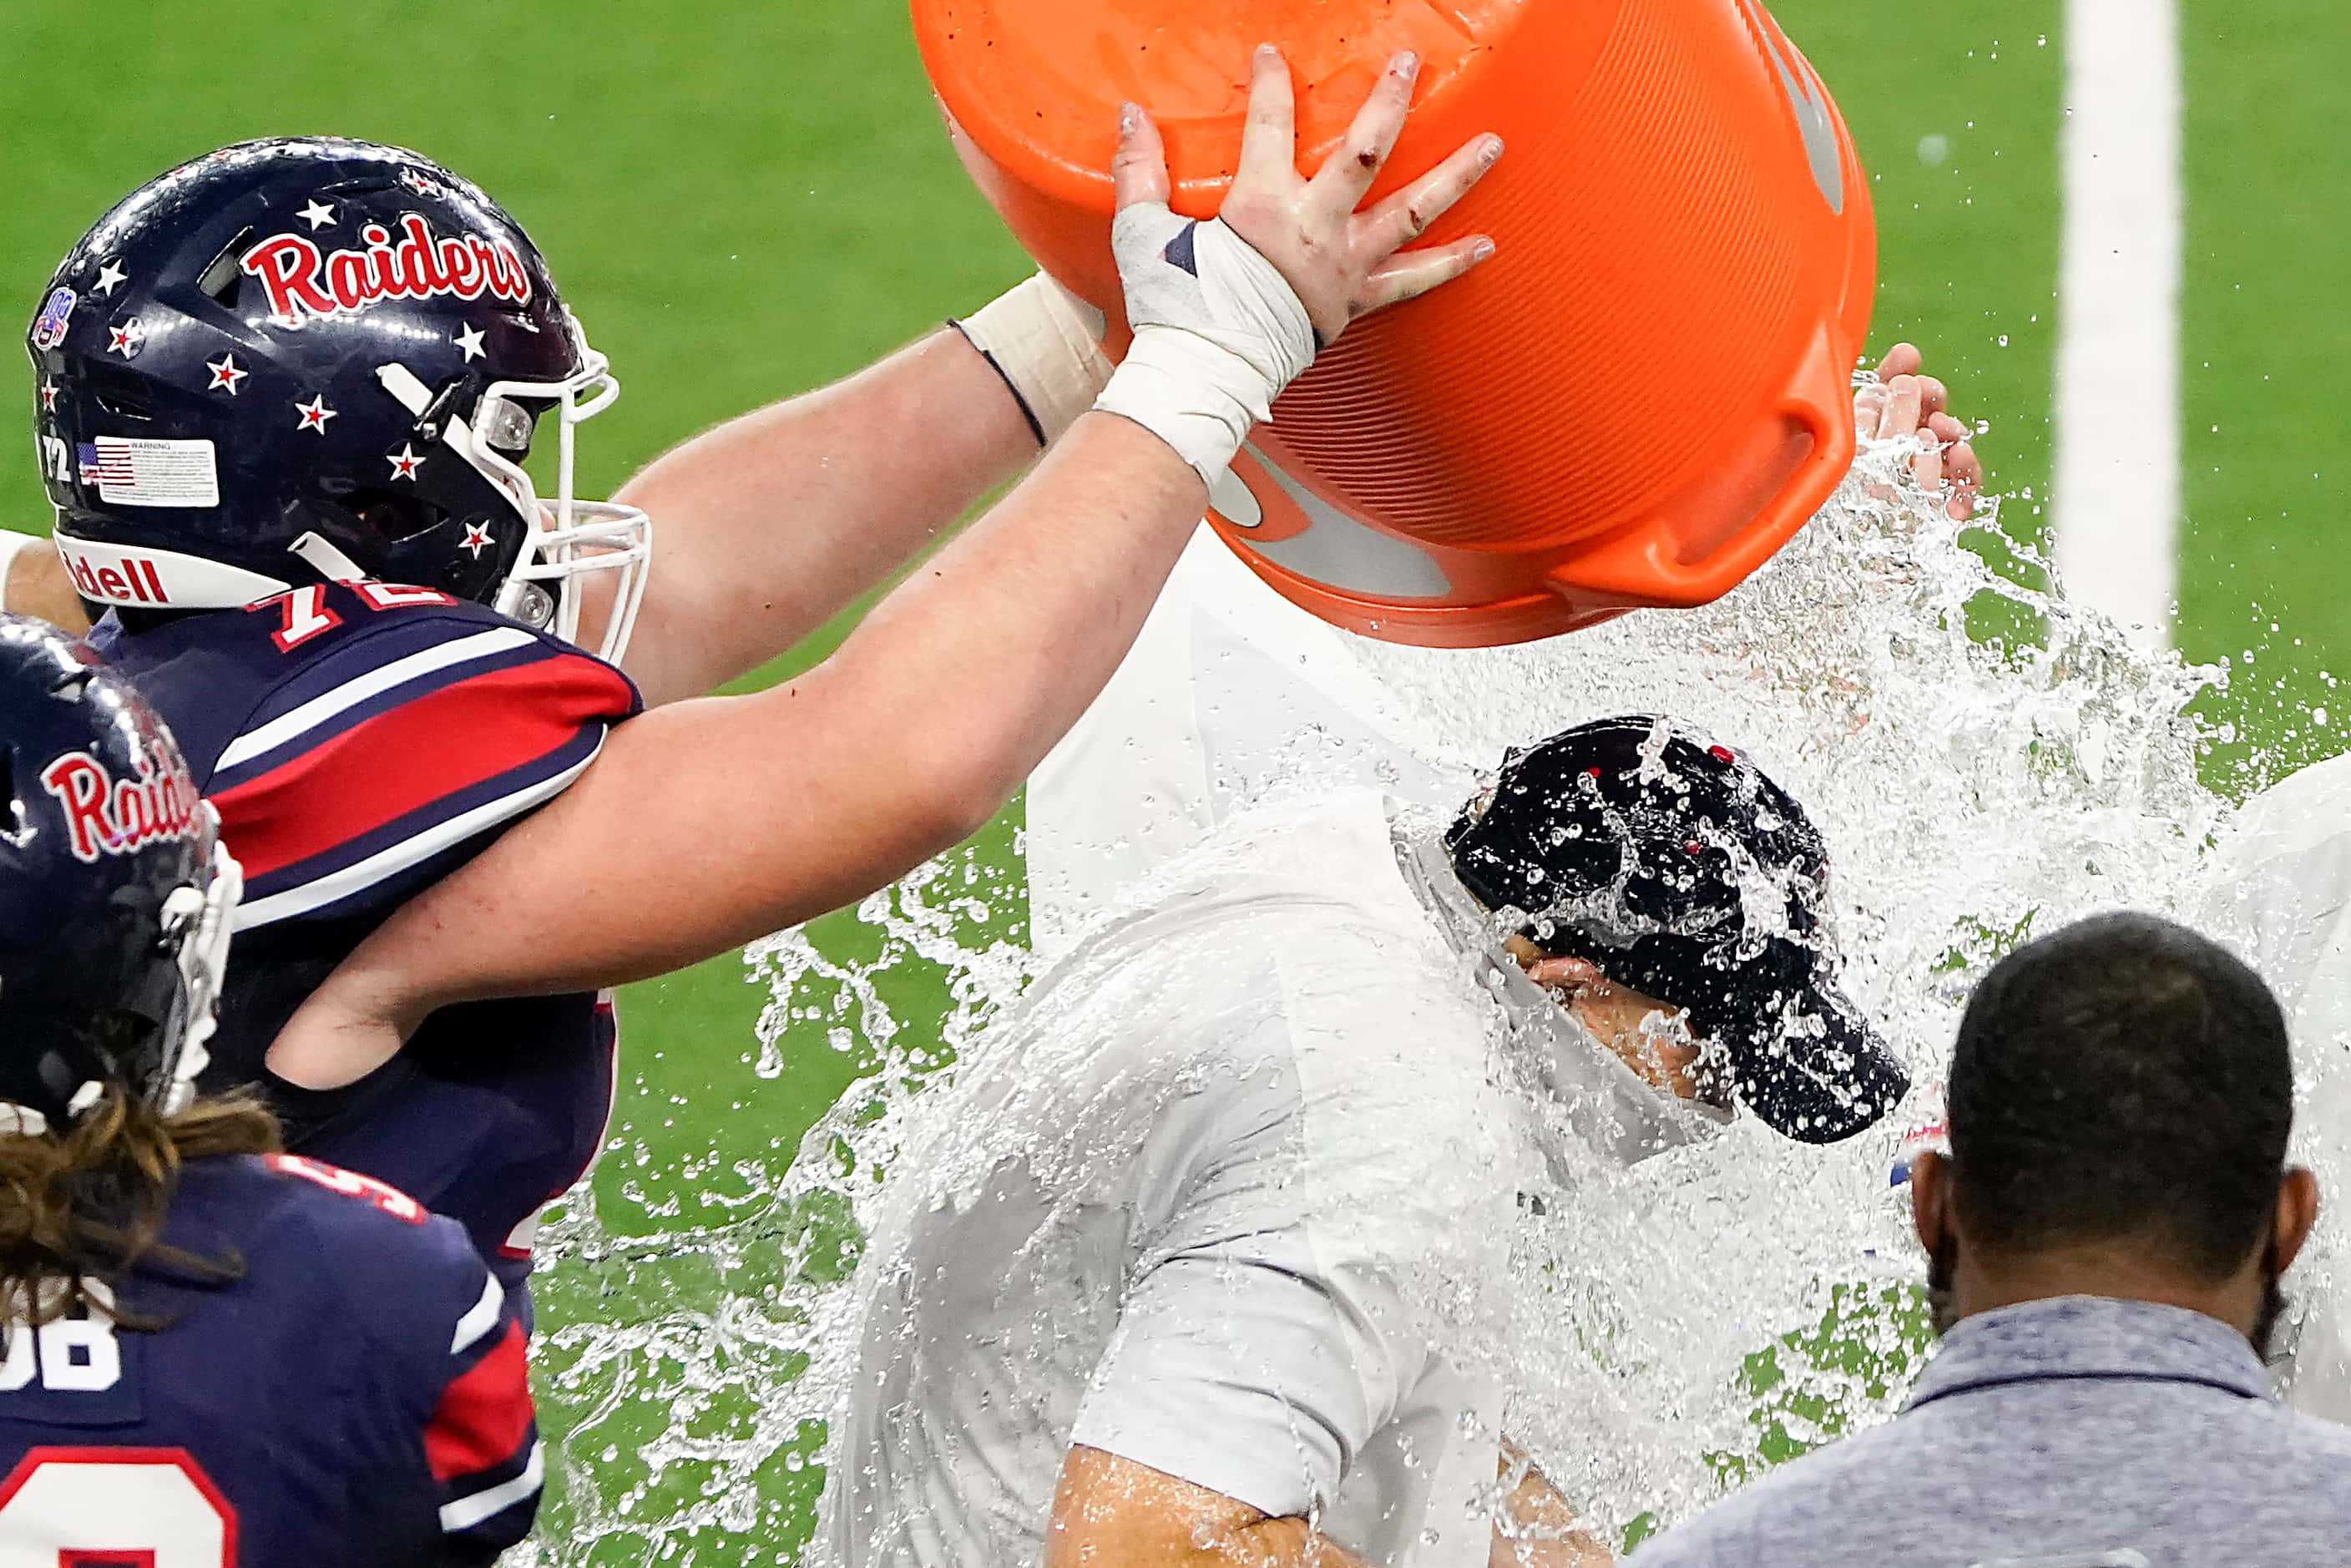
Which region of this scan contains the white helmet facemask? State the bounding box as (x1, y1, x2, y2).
(375, 309, 653, 665)
(152, 814, 240, 1117)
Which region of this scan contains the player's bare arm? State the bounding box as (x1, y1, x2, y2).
(592, 321, 1063, 710)
(3, 334, 1973, 668)
(3, 341, 1964, 687)
(5, 271, 1090, 679)
(268, 47, 1501, 1085)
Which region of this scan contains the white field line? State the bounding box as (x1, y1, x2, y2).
(2050, 0, 2184, 649)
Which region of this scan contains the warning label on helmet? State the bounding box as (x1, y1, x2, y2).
(76, 438, 220, 510)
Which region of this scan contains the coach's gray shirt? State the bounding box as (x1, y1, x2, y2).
(1632, 1295, 2351, 1568)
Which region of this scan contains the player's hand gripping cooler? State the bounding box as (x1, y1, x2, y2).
(915, 0, 1875, 646)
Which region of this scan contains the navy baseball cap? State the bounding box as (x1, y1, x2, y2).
(1444, 716, 1909, 1144)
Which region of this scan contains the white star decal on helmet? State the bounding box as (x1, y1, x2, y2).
(91, 260, 128, 298)
(387, 443, 427, 482)
(205, 354, 248, 396)
(453, 323, 488, 363)
(460, 521, 495, 559)
(294, 394, 337, 434)
(296, 199, 337, 231)
(106, 321, 144, 358)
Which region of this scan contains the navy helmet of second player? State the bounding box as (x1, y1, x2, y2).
(23, 138, 650, 660)
(0, 617, 235, 1131)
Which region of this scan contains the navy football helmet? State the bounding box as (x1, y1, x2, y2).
(24, 139, 650, 660)
(0, 615, 237, 1129)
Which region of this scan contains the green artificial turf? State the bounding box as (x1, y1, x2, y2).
(3, 0, 2340, 1556)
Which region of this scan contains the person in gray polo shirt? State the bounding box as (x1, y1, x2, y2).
(1633, 911, 2351, 1568)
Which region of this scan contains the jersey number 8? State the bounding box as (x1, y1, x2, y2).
(0, 1447, 235, 1563)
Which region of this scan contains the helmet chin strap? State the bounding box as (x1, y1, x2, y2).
(374, 350, 653, 661)
(373, 360, 546, 622)
(375, 362, 529, 516)
(377, 362, 432, 416)
(0, 1085, 100, 1140)
(288, 532, 370, 584)
(0, 1103, 50, 1138)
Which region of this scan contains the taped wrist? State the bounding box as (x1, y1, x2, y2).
(1093, 207, 1317, 486)
(952, 274, 1115, 447)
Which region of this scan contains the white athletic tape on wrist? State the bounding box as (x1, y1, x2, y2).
(1094, 207, 1317, 486)
(953, 274, 1114, 447)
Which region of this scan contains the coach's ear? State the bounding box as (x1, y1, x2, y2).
(1910, 1148, 1952, 1260)
(2276, 1166, 2321, 1276)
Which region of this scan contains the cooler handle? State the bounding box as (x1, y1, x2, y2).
(1547, 326, 1859, 608)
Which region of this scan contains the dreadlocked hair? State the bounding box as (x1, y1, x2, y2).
(0, 1071, 280, 1333)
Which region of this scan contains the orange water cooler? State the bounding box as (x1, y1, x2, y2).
(915, 0, 1876, 648)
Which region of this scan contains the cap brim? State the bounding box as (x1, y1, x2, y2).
(1720, 971, 1911, 1146)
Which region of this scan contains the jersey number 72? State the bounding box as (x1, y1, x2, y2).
(255, 579, 458, 654)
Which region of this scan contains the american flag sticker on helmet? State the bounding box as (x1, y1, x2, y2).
(75, 437, 220, 509)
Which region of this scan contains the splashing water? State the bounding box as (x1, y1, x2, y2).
(515, 433, 2286, 1562)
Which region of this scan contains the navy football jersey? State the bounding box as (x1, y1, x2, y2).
(95, 582, 641, 1285)
(0, 1153, 538, 1561)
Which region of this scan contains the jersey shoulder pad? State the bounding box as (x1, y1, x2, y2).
(99, 586, 640, 782)
(238, 1154, 495, 1338)
(164, 1154, 474, 1309)
(212, 582, 640, 755)
(156, 587, 639, 931)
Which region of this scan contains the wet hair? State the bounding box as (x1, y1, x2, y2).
(0, 1019, 279, 1329)
(1948, 912, 2293, 1282)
